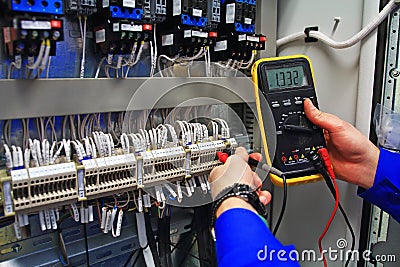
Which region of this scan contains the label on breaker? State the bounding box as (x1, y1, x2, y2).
(77, 169, 86, 199)
(162, 34, 174, 46)
(95, 29, 106, 43)
(192, 8, 202, 17)
(244, 18, 252, 25)
(192, 31, 208, 38)
(2, 181, 14, 216)
(173, 0, 181, 16)
(214, 40, 228, 52)
(21, 20, 51, 30)
(113, 23, 119, 32)
(226, 3, 235, 24)
(102, 0, 109, 8)
(247, 36, 259, 42)
(122, 0, 135, 8)
(121, 24, 142, 32)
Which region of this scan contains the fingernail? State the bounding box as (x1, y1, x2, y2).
(259, 195, 267, 205)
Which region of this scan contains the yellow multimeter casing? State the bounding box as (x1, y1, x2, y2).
(252, 55, 325, 186)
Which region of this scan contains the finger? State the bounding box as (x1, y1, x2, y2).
(251, 172, 262, 190)
(209, 164, 226, 183)
(249, 152, 262, 162)
(304, 98, 345, 133)
(259, 190, 272, 205)
(234, 147, 249, 162)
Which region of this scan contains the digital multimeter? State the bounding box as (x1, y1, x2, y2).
(252, 55, 325, 186)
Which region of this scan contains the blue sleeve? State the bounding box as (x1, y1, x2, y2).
(214, 208, 300, 266)
(358, 148, 400, 223)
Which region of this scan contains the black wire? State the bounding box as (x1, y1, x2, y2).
(83, 223, 90, 267)
(319, 168, 355, 267)
(144, 211, 161, 267)
(177, 237, 198, 267)
(273, 174, 287, 236)
(131, 250, 143, 266)
(123, 248, 139, 267)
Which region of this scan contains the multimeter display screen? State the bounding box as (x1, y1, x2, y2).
(266, 66, 308, 90)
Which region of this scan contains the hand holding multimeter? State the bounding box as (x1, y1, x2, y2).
(252, 55, 326, 186)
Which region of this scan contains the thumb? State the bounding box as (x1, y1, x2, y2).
(304, 98, 343, 133)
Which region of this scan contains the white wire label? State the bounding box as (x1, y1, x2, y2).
(238, 34, 246, 42)
(244, 18, 252, 25)
(173, 0, 181, 16)
(95, 29, 106, 44)
(122, 0, 135, 8)
(2, 181, 14, 216)
(226, 3, 235, 24)
(184, 30, 192, 38)
(137, 158, 143, 186)
(77, 168, 86, 199)
(192, 8, 202, 17)
(113, 23, 119, 32)
(214, 40, 228, 52)
(162, 34, 174, 46)
(185, 151, 191, 177)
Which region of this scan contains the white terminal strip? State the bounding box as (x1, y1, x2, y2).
(2, 119, 239, 224)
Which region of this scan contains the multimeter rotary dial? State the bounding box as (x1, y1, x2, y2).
(282, 113, 313, 134)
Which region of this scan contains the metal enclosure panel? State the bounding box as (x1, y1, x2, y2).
(276, 1, 369, 266)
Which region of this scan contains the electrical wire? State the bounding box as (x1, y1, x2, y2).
(79, 16, 87, 78)
(308, 150, 355, 267)
(272, 174, 287, 236)
(318, 170, 339, 267)
(46, 56, 52, 78)
(94, 57, 107, 78)
(277, 0, 397, 49)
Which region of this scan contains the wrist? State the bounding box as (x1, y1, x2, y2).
(357, 146, 380, 189)
(216, 197, 257, 219)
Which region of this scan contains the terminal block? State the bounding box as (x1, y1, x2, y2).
(187, 140, 225, 176)
(9, 162, 77, 213)
(81, 153, 137, 199)
(140, 147, 186, 186)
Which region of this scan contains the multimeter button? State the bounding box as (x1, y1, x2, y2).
(272, 103, 280, 108)
(295, 100, 303, 105)
(281, 156, 287, 162)
(283, 102, 292, 107)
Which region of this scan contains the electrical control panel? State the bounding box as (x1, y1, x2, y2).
(0, 0, 275, 265)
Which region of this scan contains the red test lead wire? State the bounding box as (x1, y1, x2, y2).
(317, 148, 340, 267)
